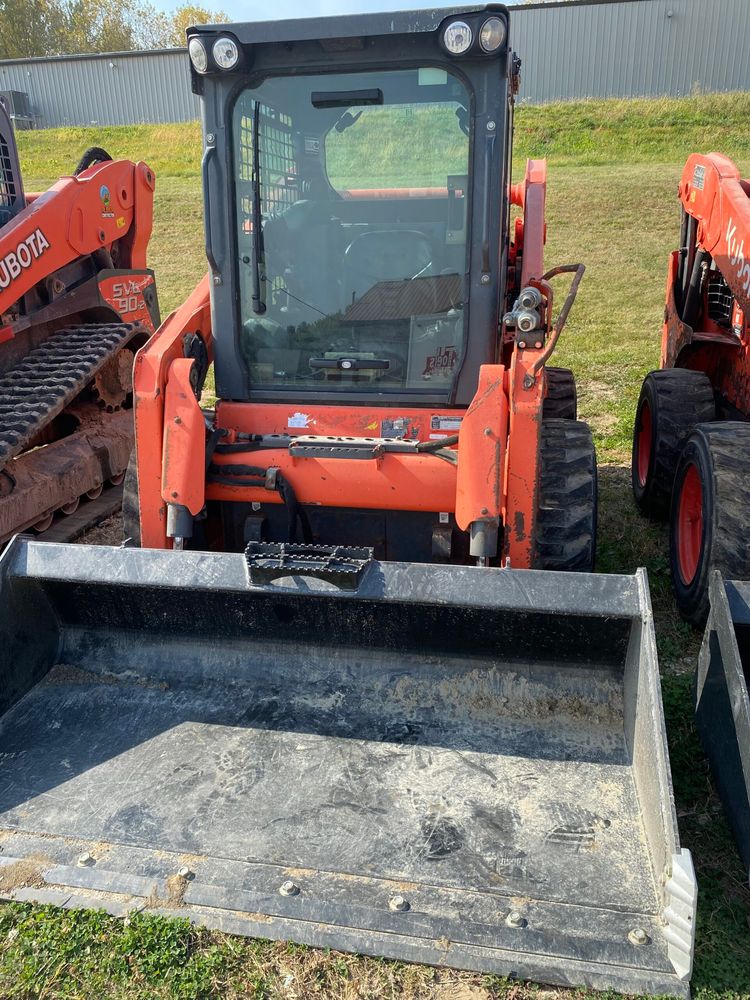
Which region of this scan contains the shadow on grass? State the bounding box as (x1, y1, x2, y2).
(598, 465, 750, 998)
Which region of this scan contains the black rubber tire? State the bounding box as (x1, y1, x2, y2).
(534, 418, 597, 573)
(543, 367, 577, 420)
(669, 423, 750, 627)
(121, 450, 141, 547)
(632, 368, 715, 520)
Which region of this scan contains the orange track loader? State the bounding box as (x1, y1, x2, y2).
(0, 8, 695, 994)
(0, 99, 158, 540)
(632, 152, 750, 881)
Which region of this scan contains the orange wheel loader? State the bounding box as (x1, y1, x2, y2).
(0, 8, 695, 994)
(632, 152, 750, 881)
(0, 98, 158, 541)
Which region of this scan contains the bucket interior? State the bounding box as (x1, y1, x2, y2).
(0, 542, 686, 994)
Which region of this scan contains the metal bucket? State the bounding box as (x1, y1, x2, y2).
(0, 537, 695, 994)
(696, 571, 750, 879)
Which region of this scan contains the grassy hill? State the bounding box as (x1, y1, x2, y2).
(5, 92, 750, 1000)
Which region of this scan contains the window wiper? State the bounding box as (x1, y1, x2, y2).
(251, 100, 266, 315)
(334, 110, 363, 134)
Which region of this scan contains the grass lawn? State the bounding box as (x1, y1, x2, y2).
(4, 92, 750, 999)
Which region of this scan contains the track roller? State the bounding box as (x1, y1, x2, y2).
(32, 512, 54, 533)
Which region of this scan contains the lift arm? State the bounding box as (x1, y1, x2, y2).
(679, 152, 750, 316)
(0, 158, 155, 318)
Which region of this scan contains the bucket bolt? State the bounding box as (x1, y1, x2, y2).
(279, 880, 300, 897)
(628, 927, 650, 946)
(77, 852, 95, 867)
(389, 894, 410, 912)
(506, 909, 526, 928)
(177, 866, 193, 880)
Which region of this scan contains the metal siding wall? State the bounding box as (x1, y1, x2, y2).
(0, 0, 747, 127)
(513, 0, 750, 103)
(0, 50, 198, 127)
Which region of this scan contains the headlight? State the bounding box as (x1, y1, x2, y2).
(188, 37, 208, 74)
(479, 16, 506, 53)
(443, 20, 473, 55)
(212, 36, 240, 71)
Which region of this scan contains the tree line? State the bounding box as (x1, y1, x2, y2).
(0, 0, 228, 59)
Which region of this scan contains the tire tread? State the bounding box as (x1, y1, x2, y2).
(535, 418, 597, 572)
(633, 368, 715, 518)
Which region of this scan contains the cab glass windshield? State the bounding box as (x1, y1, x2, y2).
(232, 67, 471, 395)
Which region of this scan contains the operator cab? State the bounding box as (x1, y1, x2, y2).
(188, 6, 515, 407)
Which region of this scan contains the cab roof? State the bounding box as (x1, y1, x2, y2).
(188, 5, 509, 47)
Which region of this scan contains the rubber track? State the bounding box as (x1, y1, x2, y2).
(0, 323, 139, 468)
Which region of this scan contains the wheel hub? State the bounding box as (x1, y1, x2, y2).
(636, 401, 652, 488)
(677, 462, 703, 585)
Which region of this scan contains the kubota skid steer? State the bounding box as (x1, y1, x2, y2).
(0, 8, 695, 994)
(0, 99, 158, 540)
(632, 152, 750, 880)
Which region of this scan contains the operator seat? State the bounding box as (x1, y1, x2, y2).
(343, 229, 432, 304)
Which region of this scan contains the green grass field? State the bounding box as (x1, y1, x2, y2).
(5, 92, 750, 999)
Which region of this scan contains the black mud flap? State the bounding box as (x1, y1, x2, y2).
(696, 572, 750, 878)
(0, 538, 695, 995)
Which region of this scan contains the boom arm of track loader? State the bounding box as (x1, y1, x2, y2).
(0, 158, 155, 319)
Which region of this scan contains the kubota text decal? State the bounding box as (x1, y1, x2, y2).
(0, 229, 50, 290)
(727, 218, 750, 297)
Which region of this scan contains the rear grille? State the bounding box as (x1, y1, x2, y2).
(0, 130, 18, 209)
(707, 272, 734, 326)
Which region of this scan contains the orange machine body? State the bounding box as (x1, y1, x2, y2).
(0, 135, 159, 541)
(0, 158, 155, 325)
(134, 159, 566, 569)
(661, 152, 750, 409)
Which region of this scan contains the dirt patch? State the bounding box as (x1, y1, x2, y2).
(578, 379, 619, 402)
(78, 513, 123, 546)
(42, 664, 121, 686)
(433, 981, 492, 1000)
(0, 854, 50, 892)
(41, 663, 168, 692)
(145, 873, 188, 909)
(588, 412, 619, 435)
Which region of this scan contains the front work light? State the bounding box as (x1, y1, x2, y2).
(479, 16, 506, 52)
(213, 36, 240, 70)
(188, 37, 208, 73)
(443, 20, 473, 55)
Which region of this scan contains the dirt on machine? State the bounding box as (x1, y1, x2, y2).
(632, 152, 750, 884)
(0, 7, 695, 995)
(0, 99, 158, 541)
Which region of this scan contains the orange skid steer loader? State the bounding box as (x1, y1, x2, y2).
(632, 152, 750, 882)
(0, 8, 695, 994)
